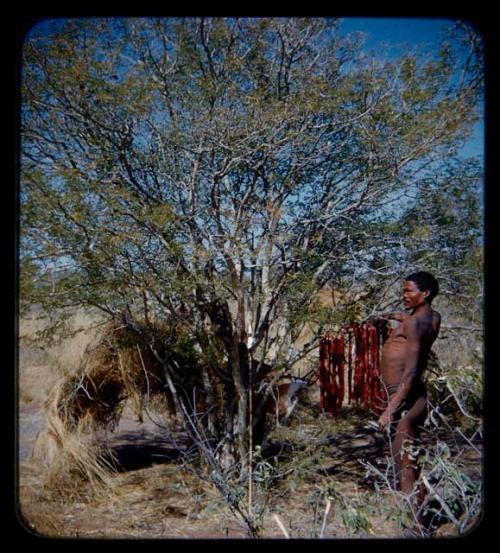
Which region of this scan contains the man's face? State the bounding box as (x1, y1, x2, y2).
(402, 280, 429, 310)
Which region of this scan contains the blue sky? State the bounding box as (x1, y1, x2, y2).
(338, 17, 484, 160)
(339, 17, 456, 50)
(25, 16, 484, 160)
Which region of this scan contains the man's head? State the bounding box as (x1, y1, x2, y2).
(403, 271, 439, 309)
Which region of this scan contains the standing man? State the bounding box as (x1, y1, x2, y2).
(378, 271, 441, 532)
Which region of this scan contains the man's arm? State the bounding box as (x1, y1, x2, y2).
(378, 317, 423, 429)
(380, 311, 410, 322)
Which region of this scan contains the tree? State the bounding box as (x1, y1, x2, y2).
(20, 17, 483, 485)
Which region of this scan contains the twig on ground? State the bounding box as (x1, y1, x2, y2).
(421, 475, 461, 527)
(320, 498, 331, 538)
(273, 514, 290, 538)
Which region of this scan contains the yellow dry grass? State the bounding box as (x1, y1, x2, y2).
(28, 318, 174, 493)
(18, 308, 105, 405)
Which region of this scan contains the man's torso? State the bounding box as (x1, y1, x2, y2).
(380, 309, 441, 391)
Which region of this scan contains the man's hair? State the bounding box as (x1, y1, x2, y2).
(405, 271, 439, 303)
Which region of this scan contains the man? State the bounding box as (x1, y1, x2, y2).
(377, 271, 441, 532)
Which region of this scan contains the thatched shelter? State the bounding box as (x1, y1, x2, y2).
(30, 321, 183, 489)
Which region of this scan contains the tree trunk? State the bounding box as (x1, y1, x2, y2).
(199, 297, 252, 472)
(234, 341, 250, 478)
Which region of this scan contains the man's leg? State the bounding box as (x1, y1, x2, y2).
(392, 396, 428, 535)
(391, 396, 428, 512)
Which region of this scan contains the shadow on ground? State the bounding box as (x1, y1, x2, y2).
(262, 405, 392, 488)
(320, 429, 388, 482)
(100, 429, 191, 472)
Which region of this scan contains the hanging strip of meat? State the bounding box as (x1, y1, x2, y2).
(323, 336, 330, 414)
(368, 323, 379, 414)
(318, 337, 327, 413)
(375, 320, 388, 415)
(352, 324, 362, 407)
(324, 336, 330, 414)
(347, 331, 353, 405)
(337, 335, 345, 412)
(329, 337, 338, 416)
(359, 324, 368, 410)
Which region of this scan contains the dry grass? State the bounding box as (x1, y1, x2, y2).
(18, 397, 482, 539)
(17, 403, 411, 539)
(18, 305, 483, 539)
(28, 319, 176, 493)
(18, 308, 105, 406)
(18, 458, 252, 538)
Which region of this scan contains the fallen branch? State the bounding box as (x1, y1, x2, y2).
(440, 325, 482, 333)
(421, 476, 461, 527)
(273, 514, 290, 538)
(446, 381, 482, 422)
(320, 498, 332, 538)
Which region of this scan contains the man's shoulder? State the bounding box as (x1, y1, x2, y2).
(408, 309, 441, 339)
(411, 306, 440, 321)
(406, 310, 436, 333)
(431, 309, 442, 322)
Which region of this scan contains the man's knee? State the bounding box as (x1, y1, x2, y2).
(395, 417, 415, 439)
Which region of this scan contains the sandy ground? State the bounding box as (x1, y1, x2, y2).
(17, 390, 482, 540)
(16, 310, 483, 540)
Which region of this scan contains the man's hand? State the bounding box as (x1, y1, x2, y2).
(378, 408, 393, 431)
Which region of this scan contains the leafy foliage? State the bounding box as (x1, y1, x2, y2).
(20, 17, 483, 474)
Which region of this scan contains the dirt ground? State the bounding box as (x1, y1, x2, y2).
(16, 310, 483, 540)
(17, 391, 482, 540)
